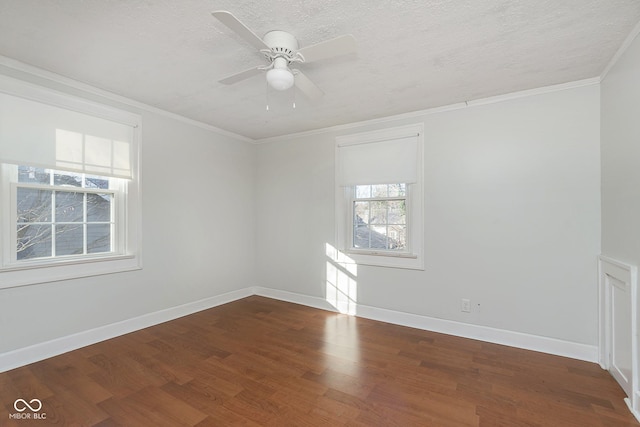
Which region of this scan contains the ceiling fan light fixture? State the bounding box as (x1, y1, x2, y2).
(266, 67, 294, 91)
(212, 11, 356, 99)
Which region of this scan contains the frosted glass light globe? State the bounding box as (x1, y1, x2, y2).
(266, 68, 294, 91)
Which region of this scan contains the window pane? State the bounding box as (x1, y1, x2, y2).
(55, 224, 84, 256)
(388, 200, 406, 224)
(54, 171, 82, 187)
(18, 166, 50, 184)
(55, 191, 84, 222)
(370, 225, 390, 249)
(388, 183, 406, 197)
(370, 201, 388, 224)
(389, 225, 407, 250)
(355, 185, 371, 199)
(354, 201, 370, 224)
(87, 193, 112, 222)
(17, 188, 52, 223)
(85, 175, 109, 190)
(353, 224, 371, 249)
(17, 224, 52, 260)
(87, 224, 111, 253)
(372, 184, 388, 198)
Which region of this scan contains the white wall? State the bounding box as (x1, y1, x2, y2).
(600, 30, 640, 417)
(0, 70, 255, 353)
(255, 84, 601, 346)
(601, 34, 640, 267)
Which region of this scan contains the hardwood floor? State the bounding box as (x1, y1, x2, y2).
(0, 296, 637, 426)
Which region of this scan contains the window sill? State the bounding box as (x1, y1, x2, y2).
(346, 249, 418, 259)
(2, 253, 135, 271)
(345, 249, 424, 270)
(0, 254, 141, 289)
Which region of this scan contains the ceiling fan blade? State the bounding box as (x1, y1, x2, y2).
(294, 70, 324, 100)
(297, 34, 356, 63)
(211, 10, 269, 51)
(219, 66, 263, 85)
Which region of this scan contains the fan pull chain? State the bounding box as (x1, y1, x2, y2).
(292, 83, 296, 109)
(265, 80, 270, 111)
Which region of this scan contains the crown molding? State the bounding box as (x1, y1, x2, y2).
(601, 19, 640, 82)
(0, 55, 254, 143)
(254, 77, 600, 144)
(465, 77, 600, 107)
(0, 54, 602, 146)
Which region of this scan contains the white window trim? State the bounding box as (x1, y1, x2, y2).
(347, 185, 414, 257)
(335, 124, 424, 270)
(0, 78, 142, 289)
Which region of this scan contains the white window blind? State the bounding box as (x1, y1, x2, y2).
(0, 91, 135, 179)
(336, 134, 419, 186)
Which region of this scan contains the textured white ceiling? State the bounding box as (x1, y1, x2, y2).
(0, 0, 639, 140)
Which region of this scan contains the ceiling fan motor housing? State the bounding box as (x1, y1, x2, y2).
(263, 30, 299, 62)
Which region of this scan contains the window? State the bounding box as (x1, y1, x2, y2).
(353, 184, 407, 251)
(14, 166, 121, 261)
(0, 74, 141, 288)
(336, 124, 424, 270)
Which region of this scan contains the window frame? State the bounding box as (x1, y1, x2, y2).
(349, 183, 410, 254)
(8, 166, 123, 264)
(335, 124, 424, 270)
(0, 77, 142, 289)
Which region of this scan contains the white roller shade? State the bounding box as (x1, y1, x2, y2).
(337, 134, 418, 186)
(0, 91, 135, 179)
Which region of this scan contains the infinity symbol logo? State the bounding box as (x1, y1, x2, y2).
(14, 398, 42, 412)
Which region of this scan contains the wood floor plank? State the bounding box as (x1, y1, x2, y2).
(98, 386, 207, 426)
(0, 296, 638, 426)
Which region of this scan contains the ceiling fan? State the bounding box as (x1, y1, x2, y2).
(211, 10, 357, 100)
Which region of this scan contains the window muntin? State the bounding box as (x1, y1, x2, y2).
(352, 184, 407, 251)
(13, 165, 118, 262)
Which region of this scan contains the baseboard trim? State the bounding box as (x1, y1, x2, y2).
(253, 286, 338, 312)
(0, 287, 253, 373)
(253, 287, 598, 363)
(1, 285, 598, 373)
(355, 302, 597, 363)
(626, 397, 640, 423)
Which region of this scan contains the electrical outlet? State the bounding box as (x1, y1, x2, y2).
(461, 298, 471, 313)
